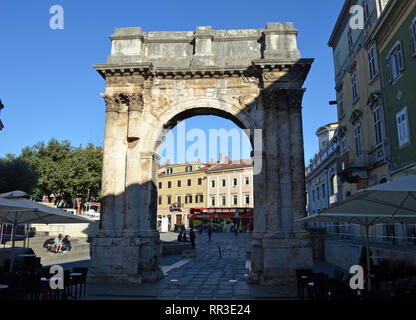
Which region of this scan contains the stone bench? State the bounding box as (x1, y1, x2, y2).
(160, 241, 192, 257)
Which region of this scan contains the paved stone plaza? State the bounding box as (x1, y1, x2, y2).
(83, 232, 297, 300)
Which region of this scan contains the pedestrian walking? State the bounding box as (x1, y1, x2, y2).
(198, 224, 202, 235)
(234, 223, 238, 237)
(207, 224, 212, 242)
(190, 229, 196, 249)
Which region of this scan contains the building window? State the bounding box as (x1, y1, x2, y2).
(312, 190, 315, 202)
(166, 168, 173, 174)
(386, 41, 405, 83)
(232, 178, 238, 186)
(245, 194, 250, 205)
(185, 165, 192, 172)
(187, 179, 191, 187)
(233, 195, 238, 205)
(351, 71, 359, 101)
(167, 195, 171, 205)
(222, 179, 226, 187)
(317, 187, 320, 201)
(330, 175, 338, 195)
(211, 180, 215, 188)
(396, 107, 410, 147)
(222, 196, 226, 206)
(198, 178, 202, 185)
(159, 182, 162, 189)
(168, 181, 172, 188)
(195, 194, 203, 203)
(373, 105, 383, 146)
(245, 177, 250, 185)
(211, 197, 216, 206)
(347, 29, 353, 51)
(158, 196, 162, 205)
(368, 45, 378, 81)
(322, 184, 326, 198)
(354, 123, 363, 157)
(177, 180, 181, 188)
(338, 90, 344, 116)
(410, 17, 416, 57)
(185, 195, 192, 204)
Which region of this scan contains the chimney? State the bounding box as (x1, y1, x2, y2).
(225, 156, 230, 163)
(197, 158, 201, 163)
(210, 158, 214, 164)
(219, 153, 223, 163)
(167, 159, 171, 166)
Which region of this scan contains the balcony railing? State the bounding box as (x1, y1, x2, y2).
(306, 142, 340, 176)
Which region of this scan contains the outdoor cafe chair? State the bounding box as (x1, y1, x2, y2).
(72, 267, 88, 298)
(295, 269, 312, 300)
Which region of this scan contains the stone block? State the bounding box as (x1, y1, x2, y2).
(182, 250, 196, 258)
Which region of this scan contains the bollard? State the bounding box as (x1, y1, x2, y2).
(218, 246, 222, 259)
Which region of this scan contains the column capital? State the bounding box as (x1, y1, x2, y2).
(122, 93, 144, 112)
(101, 93, 144, 113)
(101, 93, 119, 113)
(261, 87, 305, 111)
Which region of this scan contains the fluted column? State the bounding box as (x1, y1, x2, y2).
(276, 90, 293, 234)
(124, 93, 144, 236)
(113, 96, 128, 234)
(99, 94, 125, 234)
(288, 88, 307, 231)
(261, 89, 281, 234)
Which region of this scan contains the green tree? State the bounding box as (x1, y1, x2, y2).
(0, 154, 38, 194)
(6, 138, 103, 206)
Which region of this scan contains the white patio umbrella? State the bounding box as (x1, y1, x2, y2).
(298, 175, 416, 291)
(0, 191, 93, 271)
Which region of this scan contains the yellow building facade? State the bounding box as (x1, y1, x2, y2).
(157, 162, 210, 229)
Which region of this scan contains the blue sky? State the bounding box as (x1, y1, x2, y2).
(0, 0, 343, 165)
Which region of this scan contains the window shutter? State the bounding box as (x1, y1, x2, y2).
(403, 109, 410, 145)
(398, 41, 405, 71)
(396, 112, 403, 146)
(386, 56, 392, 83)
(410, 24, 416, 56)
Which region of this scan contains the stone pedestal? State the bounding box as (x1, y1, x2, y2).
(89, 231, 163, 283)
(249, 231, 313, 285)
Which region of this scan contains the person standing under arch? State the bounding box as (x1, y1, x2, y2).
(207, 224, 212, 242)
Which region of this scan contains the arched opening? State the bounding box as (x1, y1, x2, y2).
(155, 114, 254, 236)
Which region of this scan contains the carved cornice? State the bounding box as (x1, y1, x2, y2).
(94, 59, 313, 83)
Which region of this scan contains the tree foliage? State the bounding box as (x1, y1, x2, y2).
(0, 139, 103, 206)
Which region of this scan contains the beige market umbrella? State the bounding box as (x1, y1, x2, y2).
(298, 175, 416, 291)
(0, 191, 92, 271)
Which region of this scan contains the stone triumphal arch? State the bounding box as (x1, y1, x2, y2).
(90, 23, 314, 285)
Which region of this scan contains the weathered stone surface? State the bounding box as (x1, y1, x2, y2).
(182, 250, 196, 258)
(91, 24, 314, 285)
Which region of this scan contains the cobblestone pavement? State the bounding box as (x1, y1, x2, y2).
(83, 232, 298, 300)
